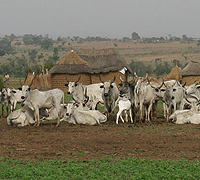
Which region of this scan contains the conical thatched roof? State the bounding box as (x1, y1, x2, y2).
(49, 50, 91, 74)
(180, 61, 200, 76)
(56, 50, 88, 65)
(166, 65, 181, 80)
(78, 48, 132, 74)
(49, 48, 132, 74)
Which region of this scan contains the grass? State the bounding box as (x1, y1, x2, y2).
(0, 157, 200, 179)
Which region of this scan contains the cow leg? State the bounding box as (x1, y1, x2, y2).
(129, 108, 133, 123)
(34, 106, 40, 126)
(147, 103, 153, 123)
(116, 109, 124, 124)
(125, 110, 128, 122)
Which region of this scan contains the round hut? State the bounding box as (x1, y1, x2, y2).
(180, 61, 200, 85)
(49, 48, 132, 92)
(166, 64, 181, 81)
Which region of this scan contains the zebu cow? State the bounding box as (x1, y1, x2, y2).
(64, 101, 107, 125)
(118, 76, 135, 121)
(8, 88, 24, 112)
(65, 75, 104, 110)
(7, 105, 49, 127)
(22, 89, 63, 126)
(169, 101, 200, 124)
(134, 73, 163, 122)
(160, 81, 186, 122)
(99, 76, 119, 115)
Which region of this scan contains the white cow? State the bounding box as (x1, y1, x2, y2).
(64, 101, 107, 125)
(22, 89, 62, 126)
(169, 103, 200, 124)
(116, 95, 133, 124)
(7, 105, 49, 127)
(65, 75, 104, 109)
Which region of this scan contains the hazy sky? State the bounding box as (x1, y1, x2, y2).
(1, 0, 200, 39)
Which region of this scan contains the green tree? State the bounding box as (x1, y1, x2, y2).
(41, 39, 53, 49)
(131, 32, 141, 41)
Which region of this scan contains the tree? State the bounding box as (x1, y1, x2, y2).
(0, 49, 5, 56)
(131, 32, 141, 41)
(41, 39, 53, 49)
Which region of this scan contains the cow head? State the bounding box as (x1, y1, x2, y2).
(99, 75, 116, 97)
(20, 78, 33, 100)
(65, 75, 81, 94)
(119, 76, 135, 97)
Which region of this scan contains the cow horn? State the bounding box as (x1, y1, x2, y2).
(75, 74, 81, 84)
(134, 71, 139, 80)
(111, 76, 116, 84)
(99, 75, 104, 83)
(120, 75, 124, 83)
(65, 74, 70, 83)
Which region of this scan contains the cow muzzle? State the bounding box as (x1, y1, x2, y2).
(104, 93, 108, 97)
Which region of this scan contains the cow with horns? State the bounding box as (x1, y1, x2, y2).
(65, 75, 104, 110)
(99, 75, 119, 116)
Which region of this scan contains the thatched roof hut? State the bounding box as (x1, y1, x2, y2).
(49, 48, 132, 92)
(180, 61, 200, 85)
(166, 65, 181, 81)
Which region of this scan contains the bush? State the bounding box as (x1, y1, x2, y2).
(0, 76, 4, 90)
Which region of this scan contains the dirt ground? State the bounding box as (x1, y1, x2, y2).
(1, 114, 200, 162)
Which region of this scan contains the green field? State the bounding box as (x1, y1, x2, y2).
(0, 157, 200, 179)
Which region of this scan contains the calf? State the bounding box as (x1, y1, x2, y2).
(116, 95, 133, 124)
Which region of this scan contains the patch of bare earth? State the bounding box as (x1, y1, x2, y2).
(0, 115, 200, 161)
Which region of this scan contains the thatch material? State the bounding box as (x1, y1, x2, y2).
(49, 48, 132, 74)
(49, 50, 91, 74)
(166, 65, 181, 80)
(180, 61, 200, 76)
(24, 73, 51, 90)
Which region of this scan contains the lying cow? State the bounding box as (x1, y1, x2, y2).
(7, 105, 49, 127)
(64, 101, 107, 125)
(169, 103, 200, 124)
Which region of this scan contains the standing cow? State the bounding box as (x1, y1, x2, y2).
(99, 76, 119, 116)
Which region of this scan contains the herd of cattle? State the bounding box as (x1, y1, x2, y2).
(1, 72, 200, 127)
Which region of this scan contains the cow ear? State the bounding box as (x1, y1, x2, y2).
(12, 90, 16, 93)
(28, 88, 31, 91)
(75, 84, 78, 87)
(110, 85, 113, 88)
(119, 83, 123, 87)
(65, 84, 68, 87)
(197, 85, 200, 89)
(18, 88, 22, 91)
(100, 85, 104, 88)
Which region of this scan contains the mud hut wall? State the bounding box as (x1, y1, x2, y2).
(181, 75, 200, 86)
(51, 73, 91, 92)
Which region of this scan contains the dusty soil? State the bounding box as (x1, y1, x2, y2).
(1, 114, 200, 161)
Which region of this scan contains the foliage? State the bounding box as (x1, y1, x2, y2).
(41, 39, 53, 49)
(131, 32, 141, 40)
(0, 157, 200, 179)
(0, 38, 14, 55)
(0, 76, 4, 90)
